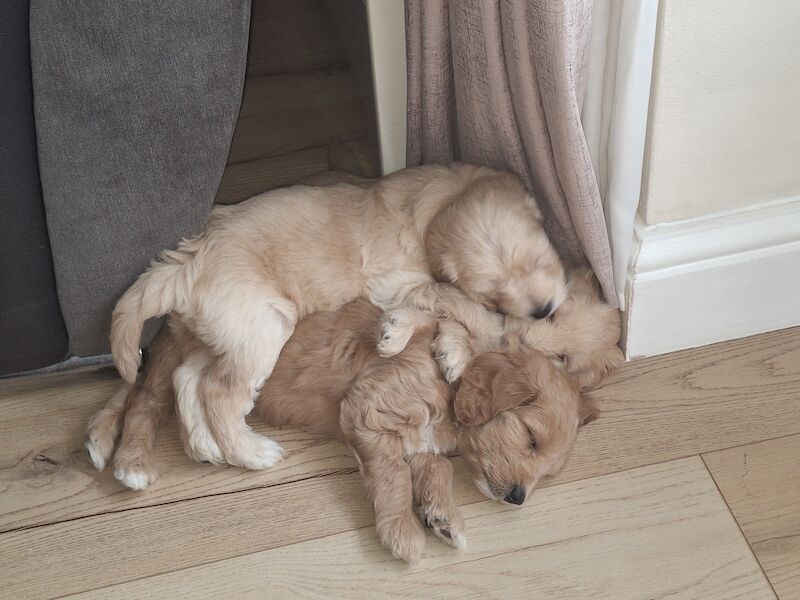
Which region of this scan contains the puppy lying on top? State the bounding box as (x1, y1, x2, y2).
(86, 269, 621, 562)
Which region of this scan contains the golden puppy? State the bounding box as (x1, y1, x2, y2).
(87, 299, 599, 562)
(106, 164, 567, 473)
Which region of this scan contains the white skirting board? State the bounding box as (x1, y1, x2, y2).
(624, 197, 800, 359)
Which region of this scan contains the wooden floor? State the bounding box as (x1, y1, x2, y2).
(1, 327, 799, 599)
(214, 0, 380, 206)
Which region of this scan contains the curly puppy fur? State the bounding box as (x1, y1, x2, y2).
(109, 164, 567, 471)
(87, 298, 601, 562)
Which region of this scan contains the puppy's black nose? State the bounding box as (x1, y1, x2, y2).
(504, 485, 526, 505)
(530, 301, 553, 320)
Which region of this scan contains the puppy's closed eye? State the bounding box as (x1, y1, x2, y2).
(529, 432, 538, 451)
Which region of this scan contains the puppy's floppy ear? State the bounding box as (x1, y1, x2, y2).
(578, 393, 600, 427)
(454, 353, 503, 427)
(454, 352, 531, 427)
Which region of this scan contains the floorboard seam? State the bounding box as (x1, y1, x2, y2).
(699, 454, 780, 600)
(0, 466, 358, 535)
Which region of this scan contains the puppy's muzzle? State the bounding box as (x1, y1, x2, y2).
(504, 485, 526, 505)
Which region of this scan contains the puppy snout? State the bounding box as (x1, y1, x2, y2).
(530, 301, 553, 320)
(504, 485, 526, 505)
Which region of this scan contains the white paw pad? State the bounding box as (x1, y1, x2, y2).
(235, 434, 285, 471)
(434, 344, 471, 383)
(84, 438, 110, 471)
(114, 468, 153, 491)
(421, 512, 467, 549)
(377, 310, 415, 357)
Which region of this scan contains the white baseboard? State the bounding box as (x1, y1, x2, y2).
(623, 197, 800, 359)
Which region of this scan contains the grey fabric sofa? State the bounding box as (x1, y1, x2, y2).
(1, 1, 250, 376)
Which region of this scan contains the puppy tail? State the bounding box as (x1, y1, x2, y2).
(110, 243, 198, 383)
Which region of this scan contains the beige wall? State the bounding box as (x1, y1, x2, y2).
(640, 1, 800, 224)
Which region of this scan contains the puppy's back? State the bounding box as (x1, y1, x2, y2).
(257, 300, 443, 438)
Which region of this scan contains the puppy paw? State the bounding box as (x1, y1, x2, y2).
(377, 511, 427, 563)
(432, 337, 472, 384)
(377, 309, 415, 357)
(227, 433, 284, 471)
(84, 386, 131, 471)
(113, 447, 159, 491)
(113, 467, 155, 491)
(186, 427, 226, 465)
(418, 503, 466, 550)
(84, 437, 114, 472)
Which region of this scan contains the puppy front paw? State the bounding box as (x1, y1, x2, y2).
(377, 511, 427, 563)
(377, 309, 415, 357)
(432, 335, 472, 384)
(418, 502, 466, 550)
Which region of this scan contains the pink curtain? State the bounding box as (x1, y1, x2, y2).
(406, 0, 617, 306)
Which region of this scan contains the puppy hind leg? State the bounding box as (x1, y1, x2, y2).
(112, 342, 180, 490)
(197, 290, 297, 470)
(85, 384, 131, 471)
(200, 302, 295, 470)
(112, 385, 172, 490)
(200, 360, 284, 470)
(408, 453, 466, 549)
(174, 349, 225, 465)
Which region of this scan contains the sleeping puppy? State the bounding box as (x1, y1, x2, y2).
(106, 164, 567, 473)
(86, 300, 598, 562)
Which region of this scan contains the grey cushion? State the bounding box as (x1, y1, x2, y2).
(0, 0, 69, 375)
(30, 1, 250, 356)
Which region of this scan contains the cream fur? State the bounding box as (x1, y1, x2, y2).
(109, 164, 566, 469)
(88, 296, 608, 562)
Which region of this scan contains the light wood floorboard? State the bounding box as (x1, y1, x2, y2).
(1, 328, 797, 598)
(237, 70, 360, 119)
(246, 0, 345, 77)
(704, 434, 800, 599)
(62, 458, 775, 600)
(215, 138, 378, 205)
(2, 327, 798, 534)
(226, 98, 367, 164)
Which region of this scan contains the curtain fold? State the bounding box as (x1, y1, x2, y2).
(406, 0, 617, 306)
(30, 1, 251, 356)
